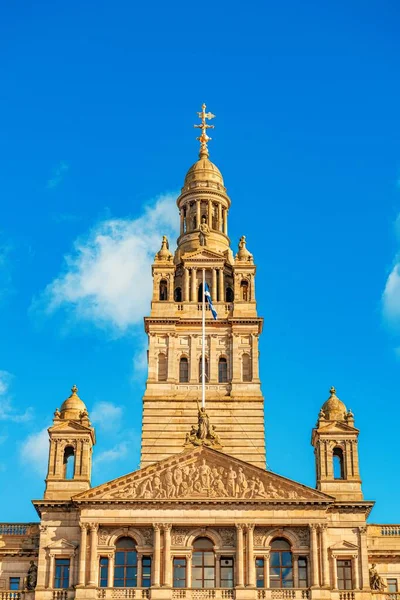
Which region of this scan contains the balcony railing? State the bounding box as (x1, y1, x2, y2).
(0, 523, 38, 536)
(257, 591, 309, 600)
(171, 591, 234, 600)
(0, 594, 24, 600)
(96, 590, 150, 599)
(381, 526, 400, 536)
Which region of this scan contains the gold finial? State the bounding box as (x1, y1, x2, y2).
(71, 384, 78, 395)
(194, 103, 215, 157)
(330, 386, 336, 396)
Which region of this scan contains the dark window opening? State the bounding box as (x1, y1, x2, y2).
(218, 358, 228, 383)
(179, 357, 189, 383)
(63, 447, 75, 480)
(114, 537, 137, 588)
(225, 287, 234, 302)
(388, 579, 398, 593)
(337, 559, 353, 590)
(99, 557, 109, 588)
(174, 287, 182, 302)
(9, 578, 20, 591)
(333, 447, 345, 480)
(240, 280, 249, 301)
(159, 280, 168, 301)
(173, 557, 187, 588)
(242, 353, 252, 382)
(298, 557, 308, 588)
(198, 283, 204, 303)
(158, 354, 167, 382)
(142, 556, 151, 588)
(256, 558, 264, 588)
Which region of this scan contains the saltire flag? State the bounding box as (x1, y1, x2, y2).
(204, 283, 217, 320)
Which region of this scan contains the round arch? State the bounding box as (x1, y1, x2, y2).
(186, 528, 223, 550)
(264, 528, 302, 550)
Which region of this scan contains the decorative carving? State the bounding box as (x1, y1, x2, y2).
(235, 236, 253, 263)
(98, 528, 110, 545)
(296, 527, 310, 546)
(194, 103, 215, 157)
(142, 528, 153, 545)
(83, 449, 325, 502)
(172, 528, 188, 546)
(184, 405, 222, 449)
(199, 215, 210, 246)
(369, 564, 386, 591)
(217, 528, 235, 546)
(254, 527, 272, 546)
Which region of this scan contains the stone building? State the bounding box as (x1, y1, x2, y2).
(1, 106, 399, 600)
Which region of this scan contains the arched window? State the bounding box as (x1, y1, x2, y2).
(198, 283, 204, 303)
(159, 280, 168, 301)
(199, 357, 209, 382)
(218, 357, 228, 383)
(225, 287, 234, 302)
(242, 353, 252, 382)
(179, 357, 189, 383)
(63, 446, 75, 479)
(240, 280, 249, 301)
(174, 287, 182, 302)
(270, 538, 293, 589)
(192, 537, 215, 589)
(114, 537, 137, 587)
(333, 447, 345, 479)
(158, 353, 167, 382)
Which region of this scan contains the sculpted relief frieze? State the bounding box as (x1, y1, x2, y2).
(83, 450, 322, 502)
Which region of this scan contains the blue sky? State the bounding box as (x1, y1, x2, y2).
(1, 0, 400, 522)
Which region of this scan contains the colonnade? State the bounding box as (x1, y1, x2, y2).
(179, 200, 228, 236)
(182, 267, 225, 302)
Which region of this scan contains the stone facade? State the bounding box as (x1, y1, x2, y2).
(1, 109, 399, 600)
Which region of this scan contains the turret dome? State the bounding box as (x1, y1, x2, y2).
(183, 155, 225, 190)
(321, 386, 347, 421)
(59, 385, 87, 420)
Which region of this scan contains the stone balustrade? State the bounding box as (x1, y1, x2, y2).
(96, 590, 150, 599)
(171, 591, 234, 600)
(0, 523, 38, 536)
(257, 590, 309, 600)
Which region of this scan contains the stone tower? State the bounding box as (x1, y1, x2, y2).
(141, 105, 265, 468)
(44, 385, 95, 500)
(311, 386, 363, 500)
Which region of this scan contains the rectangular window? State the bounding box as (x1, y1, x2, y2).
(220, 557, 234, 588)
(54, 558, 70, 589)
(99, 557, 109, 588)
(173, 557, 187, 588)
(256, 558, 264, 588)
(298, 557, 308, 588)
(337, 559, 353, 590)
(388, 579, 398, 593)
(9, 578, 20, 591)
(142, 556, 152, 588)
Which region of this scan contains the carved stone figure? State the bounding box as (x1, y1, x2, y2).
(369, 564, 386, 591)
(226, 466, 237, 497)
(199, 459, 211, 489)
(26, 561, 38, 590)
(199, 215, 210, 246)
(185, 405, 222, 449)
(237, 467, 248, 495)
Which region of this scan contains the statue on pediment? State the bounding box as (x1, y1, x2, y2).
(185, 403, 222, 449)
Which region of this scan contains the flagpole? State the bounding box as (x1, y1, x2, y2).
(202, 268, 206, 409)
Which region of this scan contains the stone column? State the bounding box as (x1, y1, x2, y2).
(232, 334, 240, 383)
(212, 268, 217, 301)
(88, 523, 98, 586)
(218, 268, 224, 302)
(48, 552, 55, 589)
(137, 554, 143, 587)
(332, 555, 338, 590)
(218, 203, 222, 231)
(69, 553, 75, 587)
(310, 525, 319, 588)
(107, 553, 114, 588)
(168, 275, 174, 302)
(251, 274, 256, 301)
(236, 524, 244, 587)
(293, 555, 299, 588)
(210, 335, 217, 382)
(180, 209, 184, 235)
(191, 268, 197, 302)
(247, 524, 255, 587)
(208, 200, 212, 228)
(353, 554, 360, 590)
(223, 209, 227, 235)
(183, 268, 189, 302)
(359, 526, 370, 589)
(74, 441, 82, 477)
(320, 525, 330, 588)
(153, 524, 161, 587)
(190, 336, 197, 383)
(163, 524, 172, 586)
(251, 334, 259, 381)
(196, 200, 201, 229)
(78, 523, 88, 586)
(187, 554, 192, 588)
(265, 552, 270, 588)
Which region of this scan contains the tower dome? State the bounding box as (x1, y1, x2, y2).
(59, 384, 87, 420)
(321, 386, 347, 421)
(183, 155, 225, 190)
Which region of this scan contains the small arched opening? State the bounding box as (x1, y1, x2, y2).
(179, 357, 189, 383)
(240, 280, 249, 301)
(158, 353, 167, 382)
(270, 538, 293, 589)
(333, 447, 345, 480)
(159, 280, 168, 301)
(218, 357, 228, 383)
(174, 287, 182, 302)
(225, 287, 234, 302)
(114, 537, 137, 587)
(63, 446, 75, 480)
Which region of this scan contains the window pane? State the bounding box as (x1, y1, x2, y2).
(115, 552, 124, 565)
(282, 552, 292, 566)
(270, 554, 280, 566)
(204, 553, 214, 566)
(388, 579, 398, 593)
(192, 554, 202, 566)
(9, 579, 20, 591)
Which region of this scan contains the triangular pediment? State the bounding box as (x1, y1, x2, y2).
(46, 538, 77, 550)
(74, 447, 334, 503)
(316, 421, 359, 434)
(329, 540, 359, 551)
(49, 420, 92, 433)
(183, 248, 224, 263)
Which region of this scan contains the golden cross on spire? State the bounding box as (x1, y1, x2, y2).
(194, 103, 215, 157)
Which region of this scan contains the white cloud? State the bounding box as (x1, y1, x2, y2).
(47, 161, 69, 189)
(93, 442, 128, 468)
(37, 192, 179, 334)
(0, 371, 32, 422)
(20, 428, 49, 475)
(91, 401, 123, 431)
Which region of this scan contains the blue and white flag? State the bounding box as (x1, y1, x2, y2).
(204, 283, 217, 320)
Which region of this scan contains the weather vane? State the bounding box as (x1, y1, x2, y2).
(194, 103, 215, 157)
